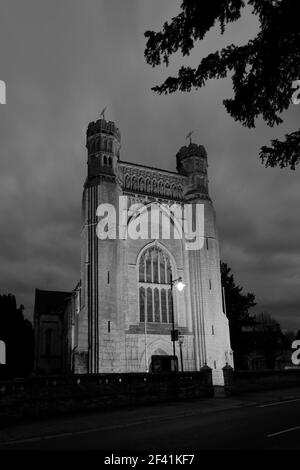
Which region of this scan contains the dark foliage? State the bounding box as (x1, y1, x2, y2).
(249, 313, 286, 369)
(221, 263, 292, 369)
(145, 0, 300, 169)
(0, 294, 34, 378)
(221, 262, 256, 369)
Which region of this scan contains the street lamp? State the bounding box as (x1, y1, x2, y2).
(169, 274, 186, 372)
(178, 332, 184, 372)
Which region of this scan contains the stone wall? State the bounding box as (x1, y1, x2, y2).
(223, 366, 300, 394)
(0, 369, 213, 427)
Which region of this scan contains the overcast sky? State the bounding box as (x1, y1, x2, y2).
(0, 0, 299, 330)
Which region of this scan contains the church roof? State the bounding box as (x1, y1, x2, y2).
(34, 288, 72, 316)
(119, 160, 183, 177)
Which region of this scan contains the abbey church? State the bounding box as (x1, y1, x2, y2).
(34, 115, 233, 385)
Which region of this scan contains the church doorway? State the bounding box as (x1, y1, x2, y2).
(149, 355, 178, 373)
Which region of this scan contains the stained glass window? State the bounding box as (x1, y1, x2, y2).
(139, 246, 172, 323)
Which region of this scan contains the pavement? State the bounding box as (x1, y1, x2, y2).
(1, 386, 300, 450)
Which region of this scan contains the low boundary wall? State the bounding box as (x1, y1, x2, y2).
(0, 369, 213, 426)
(223, 366, 300, 394)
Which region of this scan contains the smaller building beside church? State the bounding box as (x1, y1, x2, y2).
(34, 285, 80, 375)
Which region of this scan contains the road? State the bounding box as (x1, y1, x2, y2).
(1, 388, 300, 451)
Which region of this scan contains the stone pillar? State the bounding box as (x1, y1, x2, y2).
(223, 364, 234, 394)
(200, 363, 213, 390)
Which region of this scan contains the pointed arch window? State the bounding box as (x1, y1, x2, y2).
(138, 246, 173, 323)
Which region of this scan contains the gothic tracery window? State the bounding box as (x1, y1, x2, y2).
(125, 174, 130, 189)
(139, 246, 173, 323)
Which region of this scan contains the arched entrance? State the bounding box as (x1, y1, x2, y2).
(149, 348, 178, 373)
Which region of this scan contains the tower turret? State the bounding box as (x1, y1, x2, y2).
(86, 118, 121, 180)
(176, 143, 210, 201)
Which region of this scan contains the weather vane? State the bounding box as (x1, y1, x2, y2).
(186, 130, 194, 145)
(100, 106, 107, 120)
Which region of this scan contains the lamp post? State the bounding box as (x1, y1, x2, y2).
(169, 274, 186, 372)
(178, 332, 184, 372)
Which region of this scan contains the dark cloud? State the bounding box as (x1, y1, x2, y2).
(0, 1, 299, 330)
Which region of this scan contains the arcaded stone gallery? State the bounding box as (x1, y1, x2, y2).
(34, 116, 233, 385)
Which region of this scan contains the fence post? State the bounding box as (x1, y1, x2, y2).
(223, 364, 234, 395)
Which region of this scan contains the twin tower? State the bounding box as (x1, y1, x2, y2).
(74, 117, 233, 384)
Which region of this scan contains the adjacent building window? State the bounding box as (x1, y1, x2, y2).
(139, 246, 173, 323)
(45, 329, 53, 356)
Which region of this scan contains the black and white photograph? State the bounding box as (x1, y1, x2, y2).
(0, 0, 300, 458)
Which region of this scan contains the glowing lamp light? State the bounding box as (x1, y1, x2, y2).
(175, 278, 186, 292)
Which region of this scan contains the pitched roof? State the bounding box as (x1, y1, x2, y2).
(34, 288, 72, 316)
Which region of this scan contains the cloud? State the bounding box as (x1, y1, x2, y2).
(0, 1, 299, 330)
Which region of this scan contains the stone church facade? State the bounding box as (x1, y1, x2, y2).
(71, 116, 233, 385)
